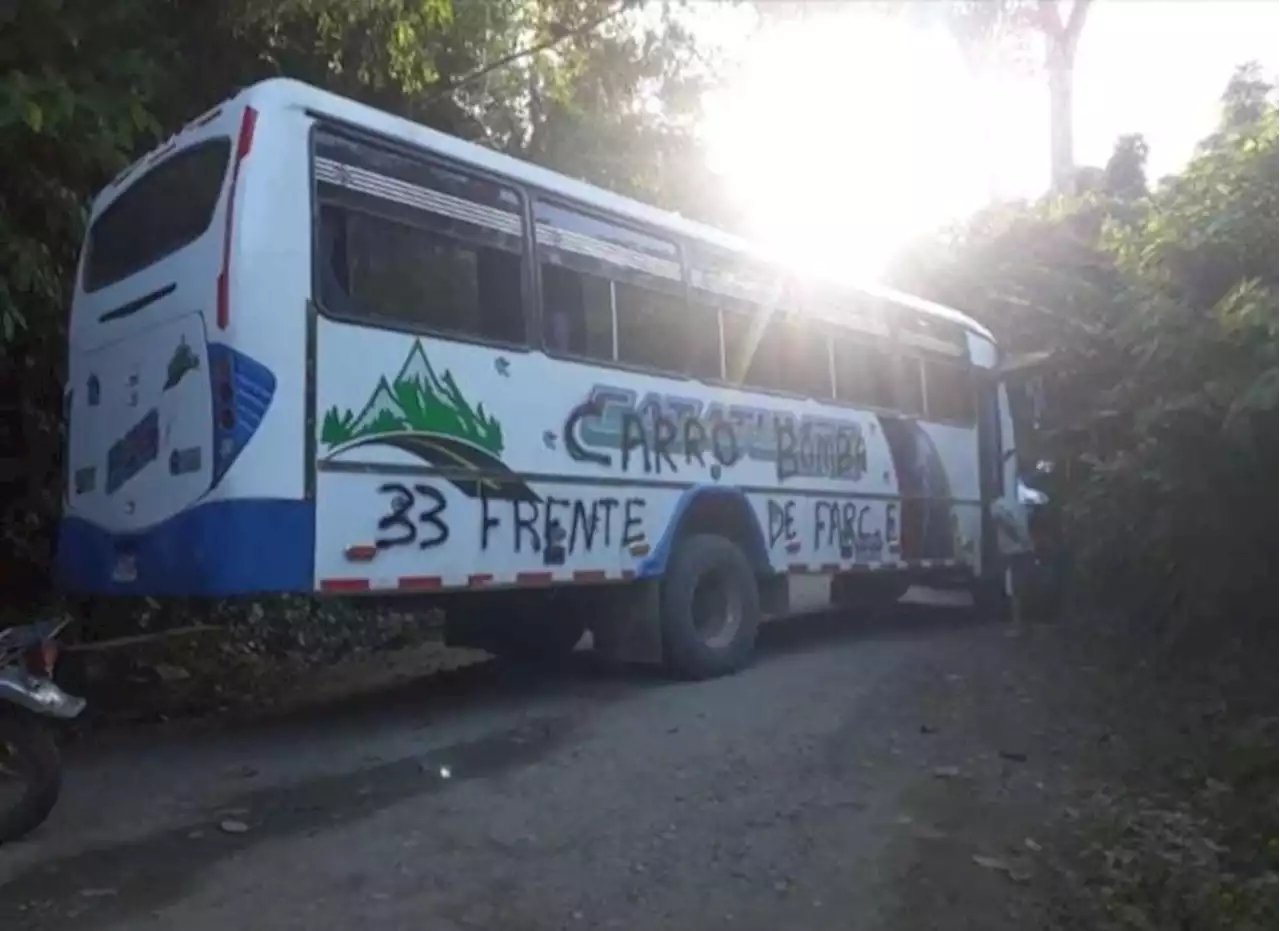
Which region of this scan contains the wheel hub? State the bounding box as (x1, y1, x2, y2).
(690, 570, 742, 649)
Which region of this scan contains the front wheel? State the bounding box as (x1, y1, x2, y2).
(0, 713, 63, 844)
(660, 534, 761, 680)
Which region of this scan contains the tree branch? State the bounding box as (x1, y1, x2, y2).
(1065, 0, 1093, 40)
(1037, 0, 1092, 54)
(1035, 0, 1065, 41)
(428, 0, 638, 100)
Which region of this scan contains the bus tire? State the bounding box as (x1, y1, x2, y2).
(660, 533, 760, 680)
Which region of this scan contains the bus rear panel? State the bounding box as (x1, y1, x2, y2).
(57, 86, 313, 595)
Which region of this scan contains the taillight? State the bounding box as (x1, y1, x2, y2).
(213, 354, 236, 429)
(24, 640, 58, 677)
(216, 105, 258, 330)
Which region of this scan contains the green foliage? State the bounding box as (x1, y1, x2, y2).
(0, 0, 728, 607)
(893, 63, 1278, 641)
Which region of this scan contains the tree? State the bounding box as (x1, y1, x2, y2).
(1102, 132, 1149, 201)
(905, 0, 1093, 195)
(1037, 0, 1092, 194)
(0, 0, 732, 607)
(893, 66, 1278, 640)
(1217, 60, 1274, 130)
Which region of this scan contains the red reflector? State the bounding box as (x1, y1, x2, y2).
(217, 105, 258, 331)
(344, 544, 377, 562)
(216, 271, 230, 330)
(236, 106, 258, 158)
(24, 641, 57, 677)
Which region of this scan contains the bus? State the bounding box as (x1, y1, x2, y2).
(56, 78, 1025, 679)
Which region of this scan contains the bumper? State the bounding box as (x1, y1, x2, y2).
(55, 498, 315, 597)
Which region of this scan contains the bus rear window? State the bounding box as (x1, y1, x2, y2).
(83, 139, 231, 293)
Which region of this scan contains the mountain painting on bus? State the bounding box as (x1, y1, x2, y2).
(321, 341, 503, 453)
(319, 341, 535, 502)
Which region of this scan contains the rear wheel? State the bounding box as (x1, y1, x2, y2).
(0, 713, 62, 844)
(660, 534, 760, 680)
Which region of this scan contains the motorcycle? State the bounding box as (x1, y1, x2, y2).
(0, 618, 85, 844)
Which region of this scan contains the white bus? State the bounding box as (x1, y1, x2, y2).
(57, 78, 1024, 679)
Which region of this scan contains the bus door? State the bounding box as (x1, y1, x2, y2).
(978, 371, 1032, 580)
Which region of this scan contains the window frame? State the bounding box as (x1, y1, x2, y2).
(533, 194, 723, 382)
(829, 327, 901, 415)
(687, 245, 798, 394)
(894, 351, 927, 418)
(83, 136, 232, 293)
(538, 261, 617, 364)
(309, 122, 535, 353)
(304, 115, 992, 402)
(720, 301, 836, 401)
(896, 308, 969, 360)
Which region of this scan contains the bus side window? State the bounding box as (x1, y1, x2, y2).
(540, 262, 613, 360)
(723, 308, 831, 398)
(535, 199, 717, 379)
(313, 135, 527, 345)
(923, 359, 976, 424)
(897, 355, 925, 416)
(616, 280, 718, 378)
(833, 335, 895, 409)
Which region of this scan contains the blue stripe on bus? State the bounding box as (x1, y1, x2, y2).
(637, 485, 770, 578)
(56, 498, 314, 596)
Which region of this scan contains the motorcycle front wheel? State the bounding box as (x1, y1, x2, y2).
(0, 712, 62, 844)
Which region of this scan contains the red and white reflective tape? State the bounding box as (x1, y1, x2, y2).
(781, 558, 964, 575)
(319, 567, 637, 593)
(318, 559, 966, 593)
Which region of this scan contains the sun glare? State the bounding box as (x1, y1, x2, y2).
(701, 7, 1049, 282)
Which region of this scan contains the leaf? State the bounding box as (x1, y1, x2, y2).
(24, 99, 43, 132)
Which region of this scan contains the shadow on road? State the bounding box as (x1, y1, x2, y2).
(0, 713, 582, 929)
(0, 594, 992, 928)
(66, 592, 987, 762)
(756, 596, 982, 661)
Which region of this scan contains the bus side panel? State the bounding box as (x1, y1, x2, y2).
(311, 321, 982, 592)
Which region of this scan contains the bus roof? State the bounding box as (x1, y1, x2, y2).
(239, 78, 994, 343)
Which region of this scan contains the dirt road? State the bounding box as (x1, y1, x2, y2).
(0, 597, 1093, 931)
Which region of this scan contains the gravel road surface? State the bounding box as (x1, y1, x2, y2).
(1, 595, 1076, 931)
